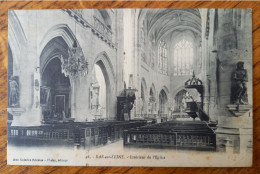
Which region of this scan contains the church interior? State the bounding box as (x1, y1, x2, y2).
(7, 9, 252, 153)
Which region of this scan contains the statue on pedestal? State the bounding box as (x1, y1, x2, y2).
(90, 82, 100, 115)
(231, 61, 248, 104)
(8, 76, 19, 107)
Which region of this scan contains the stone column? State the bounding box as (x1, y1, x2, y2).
(201, 9, 210, 116)
(214, 9, 253, 153)
(73, 71, 90, 122)
(10, 11, 43, 126)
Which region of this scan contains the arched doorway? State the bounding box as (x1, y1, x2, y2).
(93, 52, 115, 120)
(93, 60, 111, 119)
(159, 89, 168, 114)
(41, 57, 71, 122)
(40, 36, 73, 122)
(90, 64, 107, 120)
(39, 24, 88, 122)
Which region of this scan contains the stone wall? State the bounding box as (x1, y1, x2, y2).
(8, 9, 124, 125)
(206, 9, 253, 153)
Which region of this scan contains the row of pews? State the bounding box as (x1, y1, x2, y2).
(123, 121, 216, 151)
(8, 120, 147, 149)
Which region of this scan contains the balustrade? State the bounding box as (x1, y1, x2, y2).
(93, 16, 112, 41)
(64, 10, 116, 49)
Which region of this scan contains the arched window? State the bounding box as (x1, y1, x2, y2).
(158, 40, 167, 75)
(173, 39, 193, 76)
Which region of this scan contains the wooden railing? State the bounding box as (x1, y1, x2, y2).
(8, 120, 147, 149)
(123, 121, 216, 151)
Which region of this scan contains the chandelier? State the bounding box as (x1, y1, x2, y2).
(61, 41, 88, 78)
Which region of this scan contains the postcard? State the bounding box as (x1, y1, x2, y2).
(7, 8, 252, 167)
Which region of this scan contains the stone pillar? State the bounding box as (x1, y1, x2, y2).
(26, 68, 42, 126)
(201, 9, 210, 116)
(73, 75, 89, 122)
(214, 9, 253, 153)
(208, 50, 218, 122)
(10, 11, 42, 126)
(11, 67, 42, 126)
(70, 78, 77, 120)
(116, 10, 125, 97)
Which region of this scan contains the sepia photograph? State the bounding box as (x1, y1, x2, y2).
(7, 8, 253, 167)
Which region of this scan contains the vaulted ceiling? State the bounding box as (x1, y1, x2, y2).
(138, 9, 201, 43)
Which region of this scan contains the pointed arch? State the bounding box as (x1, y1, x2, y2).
(39, 25, 83, 120)
(39, 24, 86, 76)
(150, 83, 156, 97)
(39, 24, 79, 58)
(173, 87, 201, 103)
(93, 51, 115, 83)
(93, 51, 115, 118)
(161, 85, 170, 94)
(174, 89, 190, 112)
(159, 89, 168, 114)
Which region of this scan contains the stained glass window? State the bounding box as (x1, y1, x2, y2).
(158, 40, 167, 75)
(173, 39, 193, 76)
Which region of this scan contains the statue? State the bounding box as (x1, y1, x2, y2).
(90, 66, 100, 114)
(90, 82, 100, 113)
(8, 76, 19, 107)
(231, 61, 248, 104)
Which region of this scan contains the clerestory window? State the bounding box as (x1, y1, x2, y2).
(173, 39, 193, 76)
(158, 40, 167, 75)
